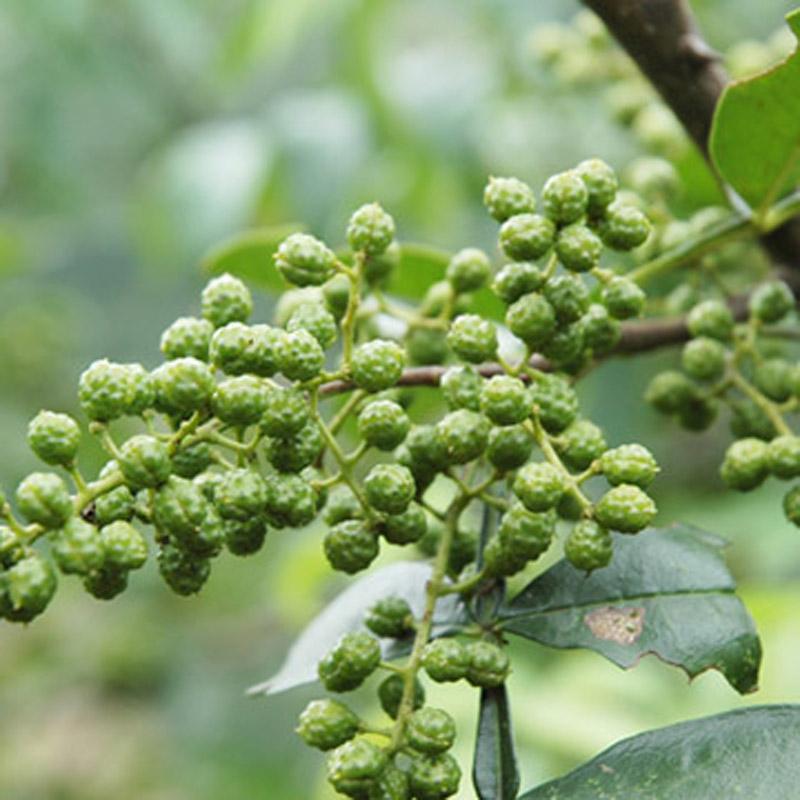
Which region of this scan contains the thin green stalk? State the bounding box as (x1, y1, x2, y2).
(729, 370, 792, 436)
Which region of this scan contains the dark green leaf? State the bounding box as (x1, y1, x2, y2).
(519, 704, 800, 799)
(247, 561, 466, 696)
(499, 525, 761, 694)
(473, 684, 520, 800)
(710, 10, 800, 213)
(201, 223, 305, 291)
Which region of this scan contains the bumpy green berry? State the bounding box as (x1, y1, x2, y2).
(160, 316, 213, 361)
(347, 203, 395, 256)
(483, 176, 536, 222)
(405, 425, 449, 474)
(446, 248, 491, 293)
(352, 340, 406, 392)
(530, 373, 579, 433)
(278, 329, 325, 382)
(422, 639, 468, 683)
(487, 424, 534, 471)
(215, 469, 267, 520)
(365, 597, 413, 638)
(754, 358, 794, 402)
(767, 435, 800, 479)
(720, 438, 769, 491)
(594, 484, 656, 532)
(408, 753, 461, 800)
(50, 517, 104, 576)
(158, 544, 210, 595)
(264, 473, 317, 528)
(540, 323, 586, 368)
(93, 484, 135, 526)
(440, 366, 482, 411)
(407, 708, 456, 755)
(480, 375, 530, 426)
(687, 299, 734, 340)
(363, 241, 401, 288)
(405, 326, 449, 366)
(211, 375, 268, 426)
(498, 503, 555, 561)
(729, 398, 777, 440)
(575, 158, 618, 214)
(265, 422, 323, 473)
(505, 293, 556, 347)
(3, 555, 57, 622)
(82, 567, 128, 601)
(16, 472, 73, 528)
(153, 475, 207, 540)
(151, 357, 215, 416)
(679, 396, 718, 432)
(78, 360, 145, 421)
(645, 370, 696, 414)
(555, 224, 602, 272)
(749, 280, 794, 323)
(287, 302, 338, 349)
(555, 419, 607, 470)
(492, 261, 543, 304)
(544, 274, 590, 323)
(27, 411, 80, 466)
(318, 631, 381, 692)
(171, 441, 213, 479)
(513, 462, 565, 512)
(600, 444, 659, 488)
(358, 400, 410, 451)
(118, 435, 171, 490)
(378, 673, 425, 719)
(369, 766, 409, 800)
(364, 465, 415, 514)
(783, 485, 800, 526)
(260, 387, 309, 438)
(297, 699, 360, 751)
(542, 171, 589, 225)
(100, 520, 148, 570)
(275, 233, 336, 287)
(326, 739, 387, 797)
(602, 276, 645, 320)
(681, 337, 727, 381)
(598, 203, 651, 250)
(324, 520, 379, 574)
(201, 273, 252, 327)
(381, 503, 427, 545)
(223, 516, 266, 556)
(447, 314, 497, 363)
(437, 410, 490, 465)
(324, 274, 353, 318)
(210, 322, 285, 377)
(465, 640, 510, 687)
(499, 214, 556, 261)
(324, 487, 363, 526)
(565, 519, 612, 571)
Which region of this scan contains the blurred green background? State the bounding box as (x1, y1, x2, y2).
(1, 0, 799, 797)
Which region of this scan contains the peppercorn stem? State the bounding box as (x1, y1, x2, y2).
(729, 369, 792, 436)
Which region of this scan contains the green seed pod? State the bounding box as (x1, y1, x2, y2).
(465, 640, 510, 687)
(93, 485, 135, 526)
(209, 322, 285, 377)
(405, 326, 449, 366)
(171, 441, 213, 479)
(754, 358, 794, 402)
(436, 409, 491, 465)
(729, 398, 777, 440)
(555, 224, 602, 272)
(600, 444, 660, 488)
(513, 462, 565, 512)
(408, 753, 461, 800)
(783, 485, 800, 526)
(153, 476, 208, 542)
(27, 411, 81, 466)
(100, 520, 148, 570)
(555, 419, 607, 470)
(296, 699, 360, 751)
(352, 340, 406, 392)
(491, 261, 544, 304)
(483, 531, 530, 578)
(326, 739, 387, 797)
(405, 425, 450, 474)
(158, 544, 211, 596)
(324, 487, 363, 526)
(498, 503, 556, 561)
(3, 554, 57, 622)
(678, 395, 718, 432)
(15, 472, 73, 529)
(261, 387, 310, 438)
(151, 357, 215, 416)
(82, 566, 128, 601)
(201, 273, 253, 327)
(565, 519, 612, 572)
(505, 292, 556, 348)
(215, 469, 267, 521)
(530, 373, 579, 433)
(265, 422, 323, 473)
(378, 673, 425, 719)
(364, 464, 415, 514)
(224, 516, 267, 557)
(544, 274, 590, 323)
(318, 631, 382, 692)
(602, 276, 646, 320)
(749, 280, 794, 324)
(645, 370, 696, 415)
(594, 484, 657, 533)
(287, 302, 338, 349)
(480, 375, 530, 426)
(78, 360, 137, 422)
(486, 424, 534, 471)
(278, 329, 325, 382)
(580, 304, 622, 355)
(422, 638, 469, 683)
(368, 765, 409, 800)
(499, 213, 556, 261)
(264, 473, 317, 528)
(323, 274, 352, 319)
(681, 337, 727, 381)
(380, 503, 427, 545)
(364, 241, 401, 288)
(542, 171, 589, 225)
(406, 708, 456, 755)
(447, 314, 497, 364)
(575, 158, 618, 214)
(687, 299, 734, 341)
(483, 176, 536, 222)
(194, 470, 223, 503)
(275, 233, 336, 287)
(160, 316, 214, 361)
(324, 520, 380, 574)
(720, 438, 770, 491)
(767, 435, 800, 479)
(358, 400, 410, 450)
(50, 517, 104, 575)
(446, 248, 491, 293)
(211, 375, 269, 426)
(539, 322, 586, 369)
(347, 203, 396, 256)
(597, 203, 651, 250)
(365, 596, 414, 638)
(118, 435, 171, 490)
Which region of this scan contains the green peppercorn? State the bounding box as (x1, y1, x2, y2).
(318, 631, 382, 692)
(754, 358, 794, 402)
(447, 314, 497, 364)
(645, 370, 696, 415)
(369, 766, 409, 800)
(364, 464, 415, 514)
(324, 520, 379, 574)
(158, 544, 211, 595)
(324, 274, 353, 319)
(406, 708, 456, 755)
(749, 280, 794, 324)
(210, 322, 285, 377)
(211, 375, 269, 426)
(540, 322, 586, 369)
(278, 329, 325, 382)
(480, 375, 530, 426)
(729, 399, 776, 440)
(358, 400, 410, 450)
(405, 326, 448, 366)
(678, 395, 718, 432)
(555, 224, 602, 272)
(160, 316, 214, 361)
(153, 475, 208, 542)
(422, 638, 469, 682)
(580, 303, 622, 354)
(347, 203, 396, 256)
(266, 422, 323, 473)
(499, 213, 556, 261)
(365, 596, 414, 639)
(222, 516, 266, 557)
(50, 517, 104, 576)
(3, 554, 57, 622)
(625, 156, 678, 200)
(446, 247, 491, 293)
(544, 274, 590, 323)
(327, 738, 387, 797)
(681, 337, 727, 381)
(94, 484, 135, 526)
(297, 698, 360, 751)
(486, 424, 534, 471)
(78, 360, 138, 421)
(436, 409, 491, 465)
(171, 441, 213, 479)
(151, 357, 215, 416)
(380, 503, 427, 545)
(530, 373, 579, 433)
(260, 387, 309, 438)
(215, 469, 267, 521)
(720, 438, 769, 491)
(555, 419, 607, 470)
(408, 753, 461, 800)
(575, 158, 618, 214)
(377, 673, 425, 719)
(594, 484, 657, 532)
(465, 640, 510, 687)
(287, 302, 338, 349)
(505, 292, 556, 348)
(364, 241, 401, 288)
(82, 566, 128, 601)
(498, 503, 556, 561)
(542, 171, 589, 225)
(513, 462, 565, 512)
(598, 203, 651, 250)
(276, 233, 336, 287)
(483, 176, 536, 222)
(491, 261, 544, 304)
(118, 435, 171, 490)
(100, 520, 148, 570)
(405, 425, 449, 474)
(767, 435, 800, 479)
(201, 273, 253, 327)
(565, 519, 612, 571)
(783, 485, 800, 526)
(602, 276, 646, 320)
(324, 487, 363, 526)
(264, 473, 318, 529)
(27, 411, 81, 466)
(352, 340, 406, 392)
(687, 299, 734, 340)
(16, 472, 73, 529)
(600, 444, 659, 488)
